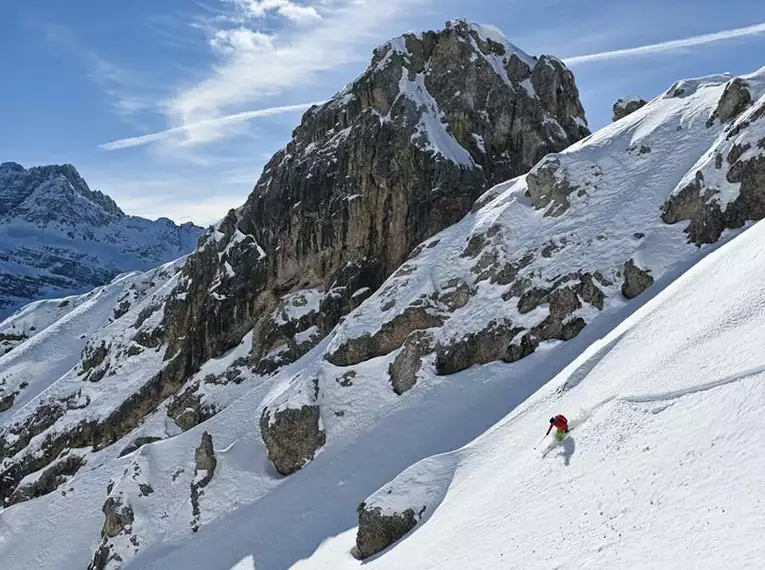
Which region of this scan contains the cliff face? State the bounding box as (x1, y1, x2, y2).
(163, 19, 589, 383)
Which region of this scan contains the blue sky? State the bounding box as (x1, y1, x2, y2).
(3, 0, 765, 225)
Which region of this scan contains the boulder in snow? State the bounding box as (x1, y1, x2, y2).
(622, 259, 654, 299)
(260, 404, 326, 476)
(356, 504, 419, 559)
(613, 97, 647, 121)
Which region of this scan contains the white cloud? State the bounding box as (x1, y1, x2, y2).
(565, 21, 765, 65)
(210, 27, 275, 55)
(99, 101, 323, 150)
(232, 0, 322, 23)
(165, 0, 425, 142)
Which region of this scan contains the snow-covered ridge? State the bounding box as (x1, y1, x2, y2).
(0, 162, 203, 318)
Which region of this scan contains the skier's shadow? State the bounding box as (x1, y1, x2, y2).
(557, 437, 576, 466)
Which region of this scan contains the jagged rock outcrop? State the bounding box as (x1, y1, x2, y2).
(389, 330, 434, 394)
(102, 496, 135, 538)
(194, 431, 217, 479)
(9, 454, 84, 504)
(613, 97, 647, 121)
(88, 494, 136, 570)
(190, 431, 217, 531)
(0, 162, 203, 319)
(0, 18, 590, 507)
(663, 87, 765, 244)
(707, 78, 751, 126)
(147, 20, 587, 475)
(622, 259, 654, 299)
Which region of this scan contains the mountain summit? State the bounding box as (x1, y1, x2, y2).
(0, 162, 203, 319)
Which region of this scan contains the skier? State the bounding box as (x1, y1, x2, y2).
(546, 414, 569, 441)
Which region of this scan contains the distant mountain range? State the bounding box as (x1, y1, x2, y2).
(0, 162, 203, 319)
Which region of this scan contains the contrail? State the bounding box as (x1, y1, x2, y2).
(100, 101, 325, 150)
(564, 21, 765, 65)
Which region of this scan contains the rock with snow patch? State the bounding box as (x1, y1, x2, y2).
(707, 78, 751, 126)
(663, 96, 765, 244)
(389, 331, 434, 394)
(613, 97, 647, 121)
(194, 431, 217, 481)
(622, 259, 654, 299)
(526, 156, 580, 217)
(356, 504, 419, 559)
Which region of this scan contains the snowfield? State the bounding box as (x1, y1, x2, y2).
(296, 203, 765, 570)
(1, 60, 765, 570)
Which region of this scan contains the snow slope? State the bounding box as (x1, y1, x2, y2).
(1, 66, 765, 570)
(296, 199, 765, 570)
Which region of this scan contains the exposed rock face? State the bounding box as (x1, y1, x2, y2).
(663, 95, 765, 244)
(526, 156, 580, 217)
(435, 320, 521, 375)
(0, 20, 589, 498)
(167, 383, 219, 431)
(102, 496, 135, 538)
(118, 436, 163, 458)
(356, 503, 419, 559)
(0, 391, 15, 412)
(0, 162, 203, 319)
(707, 78, 751, 126)
(9, 454, 84, 504)
(194, 431, 217, 480)
(260, 405, 326, 475)
(389, 331, 434, 394)
(190, 431, 217, 531)
(613, 97, 647, 121)
(327, 306, 444, 367)
(622, 259, 654, 299)
(0, 351, 188, 506)
(87, 495, 136, 570)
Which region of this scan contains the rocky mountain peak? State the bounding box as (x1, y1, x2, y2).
(0, 162, 124, 224)
(161, 20, 590, 389)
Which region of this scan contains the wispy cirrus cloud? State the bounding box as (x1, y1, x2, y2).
(100, 101, 323, 150)
(41, 24, 160, 121)
(565, 21, 765, 65)
(159, 0, 426, 145)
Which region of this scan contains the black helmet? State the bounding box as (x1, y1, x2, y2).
(549, 417, 556, 424)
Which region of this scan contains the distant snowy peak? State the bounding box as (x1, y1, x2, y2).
(0, 162, 123, 224)
(0, 162, 204, 319)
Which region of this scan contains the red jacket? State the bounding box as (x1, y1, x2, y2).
(546, 414, 569, 435)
